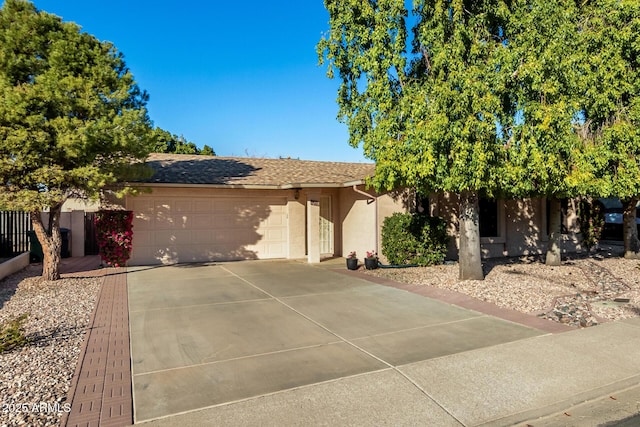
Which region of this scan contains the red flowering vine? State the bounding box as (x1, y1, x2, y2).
(95, 210, 134, 267)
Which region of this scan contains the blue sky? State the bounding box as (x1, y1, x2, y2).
(30, 1, 369, 163)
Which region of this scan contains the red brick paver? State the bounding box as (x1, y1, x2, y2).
(336, 267, 574, 334)
(61, 258, 132, 427)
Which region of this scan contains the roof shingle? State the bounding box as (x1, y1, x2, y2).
(141, 153, 375, 187)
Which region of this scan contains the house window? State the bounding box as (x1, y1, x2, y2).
(479, 198, 499, 237)
(416, 193, 430, 215)
(546, 198, 569, 235)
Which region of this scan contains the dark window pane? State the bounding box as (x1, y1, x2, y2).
(546, 199, 569, 235)
(479, 198, 498, 237)
(416, 193, 430, 215)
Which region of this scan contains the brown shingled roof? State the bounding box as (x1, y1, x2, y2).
(141, 153, 375, 187)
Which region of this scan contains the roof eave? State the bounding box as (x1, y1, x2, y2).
(125, 180, 366, 190)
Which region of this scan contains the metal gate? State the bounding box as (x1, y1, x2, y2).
(0, 211, 32, 257)
(84, 213, 99, 255)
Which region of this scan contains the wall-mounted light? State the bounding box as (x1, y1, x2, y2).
(294, 189, 300, 200)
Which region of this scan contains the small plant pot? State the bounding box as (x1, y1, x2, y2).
(364, 258, 378, 270)
(346, 258, 358, 270)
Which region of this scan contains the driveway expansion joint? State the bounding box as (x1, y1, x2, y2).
(219, 265, 468, 426)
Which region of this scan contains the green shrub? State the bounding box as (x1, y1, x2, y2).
(381, 212, 449, 266)
(0, 313, 29, 353)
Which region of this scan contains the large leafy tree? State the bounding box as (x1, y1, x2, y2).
(573, 0, 640, 258)
(499, 0, 582, 265)
(0, 0, 153, 280)
(319, 0, 510, 279)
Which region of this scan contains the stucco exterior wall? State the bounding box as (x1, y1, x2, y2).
(287, 196, 306, 259)
(61, 198, 100, 212)
(338, 186, 409, 263)
(431, 193, 583, 259)
(339, 186, 376, 262)
(375, 190, 412, 263)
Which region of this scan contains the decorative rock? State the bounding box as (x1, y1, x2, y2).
(0, 264, 101, 426)
(361, 252, 640, 326)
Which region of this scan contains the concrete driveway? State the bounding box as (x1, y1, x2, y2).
(127, 260, 543, 424)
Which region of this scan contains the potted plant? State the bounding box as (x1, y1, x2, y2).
(346, 251, 358, 270)
(364, 250, 379, 270)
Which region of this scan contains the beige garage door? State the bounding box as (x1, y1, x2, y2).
(129, 195, 288, 265)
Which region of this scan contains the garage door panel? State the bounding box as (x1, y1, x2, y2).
(153, 230, 196, 245)
(192, 230, 215, 245)
(169, 230, 191, 243)
(173, 200, 193, 212)
(190, 214, 213, 229)
(131, 195, 288, 265)
(193, 200, 212, 211)
(135, 231, 153, 246)
(266, 242, 286, 255)
(154, 211, 176, 229)
(213, 213, 237, 227)
(264, 228, 286, 241)
(262, 214, 285, 227)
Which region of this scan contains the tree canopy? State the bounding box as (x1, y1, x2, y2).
(319, 0, 509, 196)
(0, 0, 154, 279)
(319, 0, 512, 279)
(151, 127, 216, 156)
(572, 0, 640, 257)
(497, 0, 583, 265)
(319, 0, 640, 276)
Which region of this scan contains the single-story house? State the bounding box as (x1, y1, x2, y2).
(120, 153, 583, 266)
(121, 153, 404, 265)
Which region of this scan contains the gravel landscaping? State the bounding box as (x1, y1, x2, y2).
(1, 246, 639, 425)
(0, 264, 102, 427)
(363, 244, 640, 328)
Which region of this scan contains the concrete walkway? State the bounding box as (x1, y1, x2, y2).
(125, 260, 640, 426)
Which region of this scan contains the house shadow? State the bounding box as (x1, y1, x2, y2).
(480, 244, 627, 277)
(474, 198, 590, 275)
(142, 157, 261, 185)
(148, 201, 273, 265)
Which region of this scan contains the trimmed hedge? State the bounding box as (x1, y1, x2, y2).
(381, 212, 448, 266)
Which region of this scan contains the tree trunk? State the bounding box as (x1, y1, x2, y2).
(622, 197, 640, 259)
(459, 191, 484, 280)
(30, 205, 62, 281)
(546, 198, 562, 266)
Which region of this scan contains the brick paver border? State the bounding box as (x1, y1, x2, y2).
(62, 262, 132, 427)
(336, 267, 574, 334)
